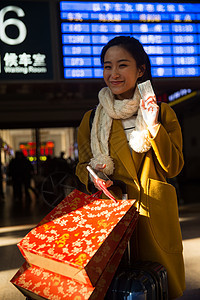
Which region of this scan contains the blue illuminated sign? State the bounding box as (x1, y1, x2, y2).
(59, 1, 200, 79)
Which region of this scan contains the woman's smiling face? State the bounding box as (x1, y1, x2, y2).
(103, 45, 145, 100)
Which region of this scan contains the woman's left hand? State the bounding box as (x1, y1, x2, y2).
(140, 96, 159, 128)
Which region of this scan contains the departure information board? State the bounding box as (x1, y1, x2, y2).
(59, 1, 200, 79)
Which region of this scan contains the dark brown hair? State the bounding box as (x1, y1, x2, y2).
(100, 36, 152, 83)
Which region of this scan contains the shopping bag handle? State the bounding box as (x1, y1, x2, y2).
(89, 190, 103, 200)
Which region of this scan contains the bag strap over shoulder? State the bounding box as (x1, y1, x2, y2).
(89, 107, 96, 130)
(157, 101, 162, 124)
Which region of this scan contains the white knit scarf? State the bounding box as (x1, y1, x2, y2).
(90, 86, 151, 175)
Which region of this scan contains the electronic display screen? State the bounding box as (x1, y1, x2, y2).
(0, 1, 53, 80)
(59, 1, 200, 79)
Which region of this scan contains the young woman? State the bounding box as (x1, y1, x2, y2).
(76, 36, 185, 299)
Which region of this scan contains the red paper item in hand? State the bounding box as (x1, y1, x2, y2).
(94, 177, 117, 202)
(87, 165, 117, 202)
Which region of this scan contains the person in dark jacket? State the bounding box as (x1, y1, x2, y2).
(8, 151, 34, 201)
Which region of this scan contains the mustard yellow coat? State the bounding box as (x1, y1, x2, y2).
(76, 102, 185, 299)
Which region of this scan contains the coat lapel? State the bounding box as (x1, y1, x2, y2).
(110, 119, 141, 189)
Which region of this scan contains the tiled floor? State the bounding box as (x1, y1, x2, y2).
(0, 182, 200, 299)
(0, 183, 52, 300)
(178, 203, 200, 299)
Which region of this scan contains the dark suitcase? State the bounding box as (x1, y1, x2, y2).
(105, 261, 168, 300)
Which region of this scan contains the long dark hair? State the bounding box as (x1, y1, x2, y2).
(100, 36, 152, 83)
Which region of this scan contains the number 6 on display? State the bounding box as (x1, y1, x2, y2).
(0, 6, 27, 45)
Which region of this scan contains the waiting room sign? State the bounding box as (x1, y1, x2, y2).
(0, 1, 53, 80)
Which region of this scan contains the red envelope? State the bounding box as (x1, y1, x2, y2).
(17, 189, 138, 287)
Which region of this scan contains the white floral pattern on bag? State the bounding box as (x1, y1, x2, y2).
(11, 262, 94, 299)
(18, 190, 135, 275)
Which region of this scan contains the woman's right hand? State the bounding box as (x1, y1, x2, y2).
(93, 164, 113, 190)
